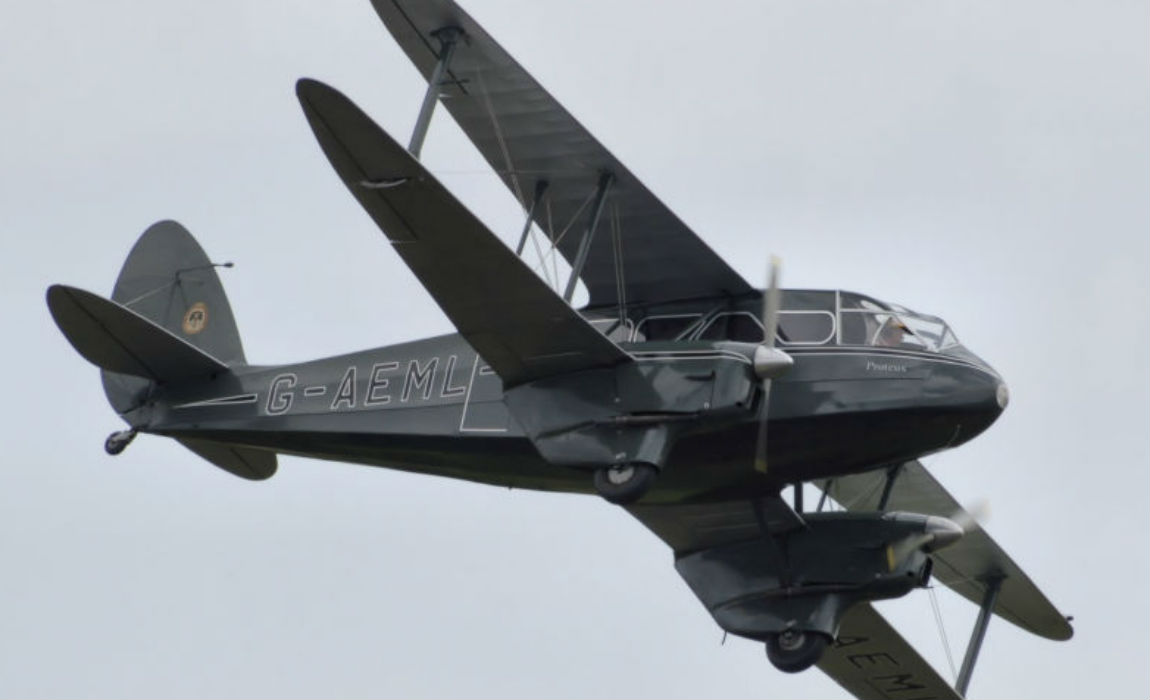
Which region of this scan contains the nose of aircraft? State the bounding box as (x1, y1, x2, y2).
(996, 379, 1010, 410)
(924, 348, 1007, 446)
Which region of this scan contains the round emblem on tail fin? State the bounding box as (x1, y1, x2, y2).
(182, 302, 209, 335)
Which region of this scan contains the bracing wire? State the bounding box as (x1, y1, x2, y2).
(928, 586, 958, 681)
(546, 199, 560, 293)
(526, 218, 553, 288)
(475, 68, 525, 208)
(475, 68, 564, 288)
(611, 202, 627, 326)
(553, 187, 597, 248)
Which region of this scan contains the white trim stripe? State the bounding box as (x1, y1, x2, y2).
(173, 394, 258, 410)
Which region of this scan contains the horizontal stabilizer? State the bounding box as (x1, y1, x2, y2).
(296, 78, 630, 387)
(47, 285, 229, 384)
(177, 438, 277, 481)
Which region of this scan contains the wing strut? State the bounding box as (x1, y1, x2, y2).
(877, 463, 903, 510)
(409, 26, 463, 158)
(514, 180, 549, 256)
(955, 575, 1003, 696)
(563, 173, 613, 302)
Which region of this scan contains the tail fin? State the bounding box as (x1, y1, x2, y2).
(49, 221, 276, 481)
(110, 220, 245, 364)
(75, 220, 244, 415)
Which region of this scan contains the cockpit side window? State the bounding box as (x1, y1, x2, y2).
(837, 293, 954, 352)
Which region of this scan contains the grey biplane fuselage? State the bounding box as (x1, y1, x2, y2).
(148, 295, 1005, 502)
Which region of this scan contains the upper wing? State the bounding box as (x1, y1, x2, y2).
(817, 603, 962, 700)
(823, 460, 1073, 641)
(369, 0, 753, 309)
(297, 78, 629, 387)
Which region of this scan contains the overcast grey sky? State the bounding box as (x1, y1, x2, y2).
(3, 0, 1147, 698)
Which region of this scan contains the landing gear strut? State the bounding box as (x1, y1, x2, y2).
(104, 429, 137, 456)
(593, 463, 657, 505)
(765, 629, 830, 673)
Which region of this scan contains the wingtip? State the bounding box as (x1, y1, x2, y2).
(295, 76, 320, 96)
(295, 77, 342, 106)
(45, 283, 81, 316)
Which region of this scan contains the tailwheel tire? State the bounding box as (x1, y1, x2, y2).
(765, 630, 830, 673)
(104, 430, 137, 456)
(593, 463, 657, 505)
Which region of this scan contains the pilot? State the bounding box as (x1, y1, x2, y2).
(875, 317, 909, 347)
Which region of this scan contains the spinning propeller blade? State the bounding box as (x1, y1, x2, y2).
(753, 257, 792, 473)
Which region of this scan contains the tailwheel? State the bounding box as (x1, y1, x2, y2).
(104, 429, 137, 456)
(765, 629, 830, 673)
(593, 463, 657, 505)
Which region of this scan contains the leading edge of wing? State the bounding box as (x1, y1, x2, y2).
(368, 0, 754, 309)
(296, 78, 630, 388)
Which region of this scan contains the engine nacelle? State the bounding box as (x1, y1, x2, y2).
(674, 511, 954, 643)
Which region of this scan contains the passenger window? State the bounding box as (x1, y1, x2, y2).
(635, 314, 701, 341)
(727, 314, 765, 342)
(587, 318, 638, 342)
(698, 313, 765, 342)
(777, 312, 835, 345)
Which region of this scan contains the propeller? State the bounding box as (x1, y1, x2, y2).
(753, 256, 794, 473)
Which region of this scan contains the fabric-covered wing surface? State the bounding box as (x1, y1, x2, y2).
(817, 603, 962, 700)
(297, 78, 629, 387)
(823, 460, 1073, 641)
(370, 0, 753, 308)
(627, 497, 805, 554)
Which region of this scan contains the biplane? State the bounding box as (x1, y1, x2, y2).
(46, 0, 1072, 696)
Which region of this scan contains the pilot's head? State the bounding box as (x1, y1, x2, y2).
(877, 318, 908, 346)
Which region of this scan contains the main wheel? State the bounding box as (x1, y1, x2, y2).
(593, 463, 657, 505)
(765, 630, 829, 673)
